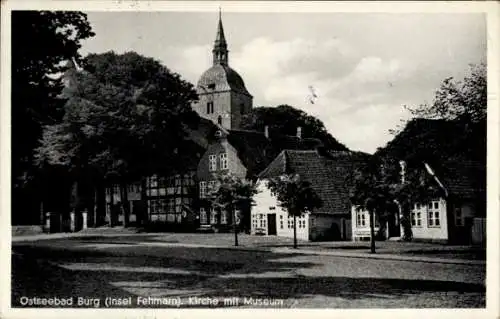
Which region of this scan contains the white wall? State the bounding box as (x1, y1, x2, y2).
(406, 198, 449, 241)
(252, 180, 344, 241)
(252, 180, 309, 240)
(351, 206, 386, 241)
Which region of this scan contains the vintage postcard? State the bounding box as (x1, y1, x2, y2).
(1, 1, 498, 319)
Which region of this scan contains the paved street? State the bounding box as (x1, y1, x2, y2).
(11, 234, 485, 308)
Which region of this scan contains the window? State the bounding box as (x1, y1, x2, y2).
(209, 154, 217, 171)
(221, 210, 228, 224)
(455, 207, 464, 226)
(210, 208, 217, 224)
(206, 101, 214, 114)
(167, 198, 175, 213)
(217, 116, 222, 125)
(259, 214, 266, 228)
(199, 181, 207, 198)
(200, 208, 207, 224)
(356, 210, 367, 227)
(208, 83, 215, 90)
(427, 200, 441, 227)
(280, 215, 284, 229)
(411, 211, 422, 227)
(287, 216, 293, 229)
(240, 103, 245, 115)
(220, 153, 228, 170)
(252, 215, 258, 229)
(428, 211, 440, 227)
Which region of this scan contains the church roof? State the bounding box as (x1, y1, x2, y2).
(197, 64, 251, 96)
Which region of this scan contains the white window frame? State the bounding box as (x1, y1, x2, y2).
(220, 153, 228, 170)
(356, 210, 367, 227)
(221, 210, 228, 224)
(210, 208, 217, 224)
(411, 211, 422, 227)
(208, 154, 217, 171)
(200, 208, 207, 224)
(199, 181, 207, 198)
(252, 215, 258, 229)
(427, 200, 441, 228)
(454, 206, 464, 227)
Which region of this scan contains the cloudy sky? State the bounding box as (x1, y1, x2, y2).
(79, 10, 486, 154)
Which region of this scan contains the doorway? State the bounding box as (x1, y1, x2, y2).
(388, 213, 401, 237)
(267, 214, 277, 235)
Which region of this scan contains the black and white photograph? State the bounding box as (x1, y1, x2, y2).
(1, 0, 498, 317)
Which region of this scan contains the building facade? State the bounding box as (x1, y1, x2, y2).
(252, 149, 369, 241)
(351, 161, 486, 244)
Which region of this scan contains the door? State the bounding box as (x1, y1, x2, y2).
(388, 213, 401, 237)
(267, 214, 277, 235)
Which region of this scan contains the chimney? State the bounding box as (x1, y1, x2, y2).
(296, 126, 302, 139)
(264, 125, 269, 138)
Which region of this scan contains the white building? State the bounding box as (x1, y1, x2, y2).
(252, 149, 369, 241)
(351, 160, 485, 244)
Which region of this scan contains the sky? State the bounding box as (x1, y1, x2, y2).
(79, 11, 486, 154)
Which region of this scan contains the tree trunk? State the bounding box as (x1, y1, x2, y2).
(95, 183, 106, 227)
(233, 206, 239, 246)
(293, 215, 298, 249)
(369, 209, 376, 253)
(109, 185, 115, 227)
(400, 201, 413, 241)
(120, 183, 130, 227)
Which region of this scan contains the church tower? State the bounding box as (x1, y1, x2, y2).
(192, 10, 253, 130)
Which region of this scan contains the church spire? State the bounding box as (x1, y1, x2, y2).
(212, 8, 228, 65)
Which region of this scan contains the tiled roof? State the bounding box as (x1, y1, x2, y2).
(433, 159, 486, 199)
(225, 129, 325, 179)
(259, 150, 370, 214)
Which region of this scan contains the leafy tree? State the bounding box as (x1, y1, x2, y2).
(351, 153, 443, 248)
(407, 63, 486, 123)
(363, 63, 488, 242)
(267, 174, 322, 249)
(399, 63, 486, 163)
(12, 11, 95, 224)
(36, 51, 200, 227)
(208, 173, 259, 246)
(241, 105, 348, 151)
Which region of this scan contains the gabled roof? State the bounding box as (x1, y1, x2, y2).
(258, 150, 370, 213)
